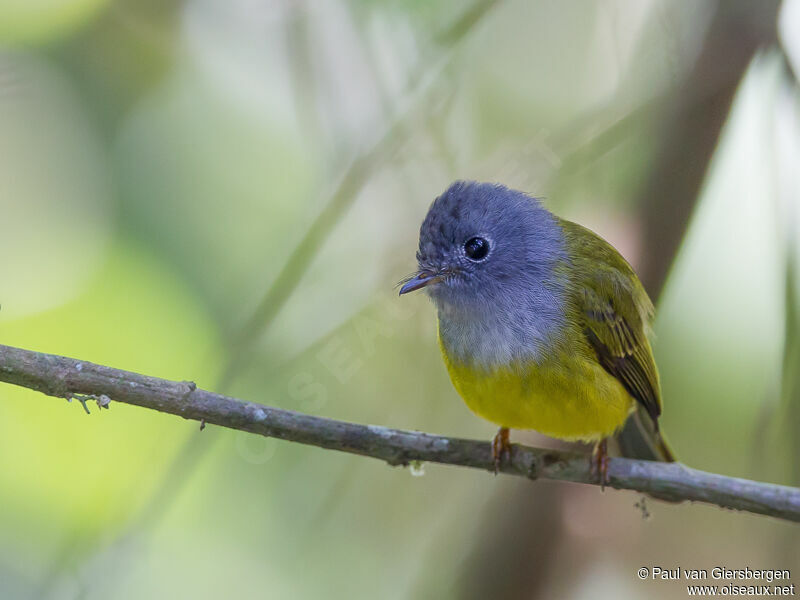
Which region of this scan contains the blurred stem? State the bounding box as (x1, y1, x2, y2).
(775, 49, 800, 487)
(638, 0, 780, 299)
(782, 251, 800, 484)
(2, 343, 800, 522)
(284, 0, 323, 143)
(217, 125, 399, 389)
(452, 481, 564, 600)
(218, 0, 500, 390)
(763, 54, 800, 488)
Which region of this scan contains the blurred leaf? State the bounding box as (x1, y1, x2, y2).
(114, 64, 314, 324)
(0, 53, 112, 321)
(0, 0, 108, 45)
(0, 240, 218, 580)
(655, 55, 786, 477)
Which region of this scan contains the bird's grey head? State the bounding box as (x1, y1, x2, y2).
(399, 181, 568, 366)
(400, 181, 565, 308)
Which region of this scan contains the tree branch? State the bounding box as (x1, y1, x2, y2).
(1, 343, 798, 523)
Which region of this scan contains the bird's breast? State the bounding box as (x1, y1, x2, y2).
(435, 309, 634, 441)
(434, 294, 564, 370)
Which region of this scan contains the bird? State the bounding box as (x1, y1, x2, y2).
(399, 180, 674, 484)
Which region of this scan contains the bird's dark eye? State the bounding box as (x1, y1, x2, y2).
(464, 237, 489, 261)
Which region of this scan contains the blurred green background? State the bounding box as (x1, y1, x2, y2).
(1, 1, 800, 598)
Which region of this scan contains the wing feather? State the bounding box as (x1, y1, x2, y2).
(582, 285, 661, 428)
(558, 220, 662, 429)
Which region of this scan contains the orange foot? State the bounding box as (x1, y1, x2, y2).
(491, 427, 511, 474)
(592, 438, 610, 490)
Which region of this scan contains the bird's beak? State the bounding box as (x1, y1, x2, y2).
(399, 271, 441, 295)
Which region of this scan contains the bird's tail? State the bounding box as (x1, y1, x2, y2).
(616, 407, 679, 503)
(617, 406, 676, 463)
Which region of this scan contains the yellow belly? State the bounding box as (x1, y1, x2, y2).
(440, 343, 634, 442)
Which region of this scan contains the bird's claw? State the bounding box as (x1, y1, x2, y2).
(592, 438, 610, 490)
(492, 427, 511, 474)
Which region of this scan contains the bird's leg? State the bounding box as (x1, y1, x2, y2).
(491, 427, 511, 474)
(592, 438, 610, 490)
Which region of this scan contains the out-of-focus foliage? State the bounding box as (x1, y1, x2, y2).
(0, 0, 108, 45)
(657, 53, 797, 474)
(0, 54, 112, 319)
(1, 1, 799, 599)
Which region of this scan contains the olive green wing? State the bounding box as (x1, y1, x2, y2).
(581, 286, 662, 427)
(559, 220, 662, 428)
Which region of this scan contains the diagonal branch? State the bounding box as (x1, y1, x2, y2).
(1, 343, 799, 523)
